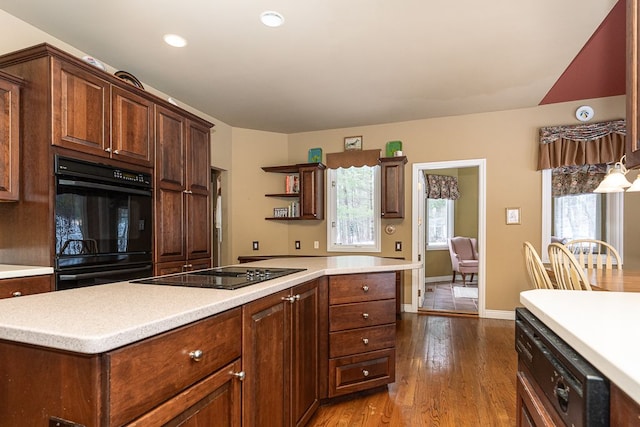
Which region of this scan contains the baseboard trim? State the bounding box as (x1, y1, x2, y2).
(482, 309, 515, 320)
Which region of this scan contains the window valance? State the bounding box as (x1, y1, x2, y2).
(551, 164, 607, 197)
(424, 173, 460, 200)
(537, 119, 626, 170)
(326, 149, 381, 169)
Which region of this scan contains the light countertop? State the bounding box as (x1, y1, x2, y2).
(0, 264, 53, 279)
(521, 289, 640, 405)
(0, 256, 419, 354)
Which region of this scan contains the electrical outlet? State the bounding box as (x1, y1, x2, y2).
(314, 241, 319, 249)
(395, 241, 402, 251)
(295, 240, 301, 250)
(252, 241, 259, 250)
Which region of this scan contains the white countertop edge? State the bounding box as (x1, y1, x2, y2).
(0, 257, 420, 354)
(520, 289, 640, 405)
(0, 264, 54, 279)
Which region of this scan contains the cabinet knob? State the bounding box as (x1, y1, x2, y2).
(281, 294, 300, 304)
(362, 313, 369, 319)
(11, 291, 22, 297)
(183, 190, 193, 194)
(189, 349, 204, 362)
(104, 147, 112, 153)
(362, 285, 369, 292)
(362, 338, 369, 345)
(362, 369, 370, 377)
(113, 150, 120, 155)
(231, 371, 246, 381)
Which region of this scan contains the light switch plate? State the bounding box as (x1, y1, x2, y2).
(253, 241, 259, 250)
(395, 241, 402, 251)
(295, 240, 301, 249)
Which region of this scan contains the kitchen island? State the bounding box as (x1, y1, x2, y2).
(0, 256, 419, 426)
(520, 289, 640, 424)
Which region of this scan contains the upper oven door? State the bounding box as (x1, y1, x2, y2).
(55, 177, 153, 269)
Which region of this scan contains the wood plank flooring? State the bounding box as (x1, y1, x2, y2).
(308, 313, 517, 426)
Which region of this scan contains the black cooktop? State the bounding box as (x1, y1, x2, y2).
(132, 266, 306, 290)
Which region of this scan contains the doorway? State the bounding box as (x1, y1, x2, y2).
(410, 159, 486, 316)
(211, 168, 223, 267)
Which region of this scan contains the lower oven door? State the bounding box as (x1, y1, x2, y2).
(56, 263, 153, 290)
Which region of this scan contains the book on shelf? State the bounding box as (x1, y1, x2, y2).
(285, 174, 300, 194)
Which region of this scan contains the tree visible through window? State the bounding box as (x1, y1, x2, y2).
(552, 193, 603, 241)
(426, 198, 454, 249)
(327, 166, 380, 251)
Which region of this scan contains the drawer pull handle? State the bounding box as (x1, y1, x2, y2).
(362, 313, 369, 319)
(104, 147, 112, 153)
(231, 371, 246, 381)
(11, 291, 22, 297)
(281, 295, 300, 303)
(113, 150, 120, 155)
(362, 369, 370, 377)
(362, 285, 369, 292)
(189, 349, 204, 362)
(362, 338, 369, 345)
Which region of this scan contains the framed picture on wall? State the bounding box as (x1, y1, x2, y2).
(344, 136, 363, 151)
(506, 207, 521, 225)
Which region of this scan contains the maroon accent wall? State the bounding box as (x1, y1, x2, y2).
(539, 0, 625, 105)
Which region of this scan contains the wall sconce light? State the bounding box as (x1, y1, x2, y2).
(594, 155, 640, 192)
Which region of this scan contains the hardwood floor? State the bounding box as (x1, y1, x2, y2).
(309, 313, 517, 426)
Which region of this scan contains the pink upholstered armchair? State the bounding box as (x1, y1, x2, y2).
(448, 237, 479, 285)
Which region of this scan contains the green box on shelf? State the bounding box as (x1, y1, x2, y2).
(308, 148, 322, 163)
(385, 141, 402, 157)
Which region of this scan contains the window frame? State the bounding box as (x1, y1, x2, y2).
(326, 165, 381, 252)
(425, 198, 455, 251)
(541, 169, 623, 263)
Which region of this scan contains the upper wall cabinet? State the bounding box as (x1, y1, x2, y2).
(379, 156, 407, 218)
(0, 70, 22, 201)
(52, 59, 154, 167)
(627, 0, 640, 168)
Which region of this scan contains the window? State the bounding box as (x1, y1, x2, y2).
(541, 170, 623, 262)
(327, 165, 381, 252)
(426, 198, 454, 250)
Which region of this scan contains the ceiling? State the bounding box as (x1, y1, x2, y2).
(0, 1, 622, 133)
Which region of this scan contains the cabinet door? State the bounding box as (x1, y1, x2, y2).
(291, 280, 320, 427)
(111, 85, 154, 167)
(0, 76, 20, 201)
(380, 157, 406, 218)
(155, 106, 186, 263)
(126, 360, 242, 427)
(186, 120, 211, 260)
(52, 59, 109, 157)
(299, 165, 324, 219)
(627, 0, 640, 168)
(243, 289, 291, 426)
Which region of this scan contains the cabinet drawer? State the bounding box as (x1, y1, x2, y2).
(329, 348, 396, 397)
(329, 299, 396, 332)
(330, 324, 395, 358)
(329, 272, 396, 305)
(0, 275, 52, 299)
(108, 307, 242, 426)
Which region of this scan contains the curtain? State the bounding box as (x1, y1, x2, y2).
(537, 119, 625, 170)
(551, 164, 607, 197)
(424, 174, 460, 200)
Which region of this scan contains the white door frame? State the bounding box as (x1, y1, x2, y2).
(410, 159, 487, 316)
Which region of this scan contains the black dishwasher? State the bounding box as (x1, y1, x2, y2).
(515, 307, 609, 426)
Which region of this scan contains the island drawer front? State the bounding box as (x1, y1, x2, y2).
(0, 275, 52, 299)
(107, 307, 242, 427)
(329, 324, 396, 358)
(329, 299, 396, 331)
(329, 272, 396, 305)
(328, 348, 396, 397)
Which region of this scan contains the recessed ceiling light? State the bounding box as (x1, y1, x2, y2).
(163, 34, 187, 48)
(260, 11, 284, 27)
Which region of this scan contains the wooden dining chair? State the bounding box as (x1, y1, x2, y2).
(523, 242, 554, 289)
(548, 243, 592, 291)
(565, 239, 622, 270)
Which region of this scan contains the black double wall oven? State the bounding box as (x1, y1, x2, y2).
(54, 156, 153, 290)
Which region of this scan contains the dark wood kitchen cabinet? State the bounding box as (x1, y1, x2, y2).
(0, 307, 243, 426)
(0, 70, 22, 201)
(327, 272, 396, 397)
(242, 278, 324, 426)
(627, 0, 640, 168)
(0, 274, 52, 299)
(262, 163, 325, 220)
(52, 57, 154, 167)
(516, 361, 562, 427)
(610, 383, 640, 426)
(379, 156, 407, 218)
(154, 105, 213, 274)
